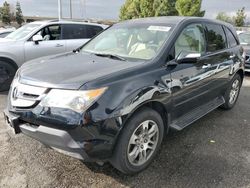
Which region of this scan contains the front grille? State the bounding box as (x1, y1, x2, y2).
(10, 80, 48, 108)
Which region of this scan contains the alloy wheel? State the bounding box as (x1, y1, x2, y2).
(127, 120, 159, 166)
(229, 79, 240, 105)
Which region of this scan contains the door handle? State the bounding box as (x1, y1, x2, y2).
(55, 44, 64, 47)
(202, 64, 211, 69)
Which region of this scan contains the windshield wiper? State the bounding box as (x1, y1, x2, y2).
(93, 53, 126, 61)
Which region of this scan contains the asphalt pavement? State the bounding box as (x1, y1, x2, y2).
(0, 76, 249, 188)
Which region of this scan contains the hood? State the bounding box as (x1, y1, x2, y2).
(19, 52, 144, 89)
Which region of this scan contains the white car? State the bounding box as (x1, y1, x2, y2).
(0, 28, 16, 38)
(0, 20, 108, 91)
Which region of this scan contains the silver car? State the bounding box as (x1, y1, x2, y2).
(0, 28, 16, 38)
(237, 31, 250, 72)
(0, 20, 107, 91)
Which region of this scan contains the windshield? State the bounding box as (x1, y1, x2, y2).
(6, 23, 41, 40)
(238, 32, 250, 45)
(82, 24, 174, 60)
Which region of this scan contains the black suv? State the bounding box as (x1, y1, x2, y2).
(4, 17, 245, 174)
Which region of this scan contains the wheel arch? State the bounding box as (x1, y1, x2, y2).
(117, 100, 170, 140)
(0, 57, 18, 70)
(236, 69, 244, 84)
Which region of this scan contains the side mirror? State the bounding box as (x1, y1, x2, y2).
(176, 51, 201, 64)
(32, 35, 43, 44)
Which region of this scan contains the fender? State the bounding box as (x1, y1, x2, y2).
(115, 85, 171, 118)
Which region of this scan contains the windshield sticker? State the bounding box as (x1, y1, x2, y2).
(147, 26, 171, 32)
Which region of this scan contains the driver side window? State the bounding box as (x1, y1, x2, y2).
(34, 25, 61, 41)
(174, 24, 206, 59)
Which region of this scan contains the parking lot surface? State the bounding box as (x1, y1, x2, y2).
(0, 76, 250, 188)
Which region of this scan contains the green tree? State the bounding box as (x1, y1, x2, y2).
(15, 1, 24, 26)
(1, 1, 11, 24)
(154, 0, 178, 16)
(233, 7, 246, 27)
(119, 0, 140, 20)
(119, 0, 178, 20)
(140, 0, 154, 18)
(175, 0, 205, 17)
(216, 12, 233, 24)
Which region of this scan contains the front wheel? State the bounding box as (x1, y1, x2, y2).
(221, 73, 242, 110)
(111, 108, 164, 174)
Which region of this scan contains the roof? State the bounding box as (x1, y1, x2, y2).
(120, 16, 187, 25)
(117, 16, 235, 28)
(30, 19, 108, 28)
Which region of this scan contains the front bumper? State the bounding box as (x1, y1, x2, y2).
(3, 109, 90, 161)
(3, 107, 121, 162)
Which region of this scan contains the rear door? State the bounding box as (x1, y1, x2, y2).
(24, 24, 66, 62)
(62, 24, 103, 52)
(201, 23, 234, 99)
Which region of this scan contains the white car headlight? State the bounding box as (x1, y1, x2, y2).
(40, 87, 107, 113)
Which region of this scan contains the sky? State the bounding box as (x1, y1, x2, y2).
(0, 0, 250, 21)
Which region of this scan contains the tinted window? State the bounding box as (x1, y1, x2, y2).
(85, 25, 103, 38)
(62, 24, 103, 39)
(205, 24, 227, 52)
(33, 25, 61, 41)
(225, 28, 238, 47)
(174, 24, 206, 58)
(62, 24, 86, 39)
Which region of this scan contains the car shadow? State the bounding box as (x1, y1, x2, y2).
(245, 72, 250, 77)
(84, 88, 250, 187)
(84, 126, 250, 187)
(0, 91, 8, 95)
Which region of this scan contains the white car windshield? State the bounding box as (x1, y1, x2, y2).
(6, 23, 41, 40)
(82, 24, 173, 60)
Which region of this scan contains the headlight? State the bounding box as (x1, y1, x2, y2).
(40, 87, 107, 113)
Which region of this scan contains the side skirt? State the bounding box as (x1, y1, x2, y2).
(169, 96, 225, 131)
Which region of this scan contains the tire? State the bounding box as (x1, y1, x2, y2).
(111, 107, 164, 174)
(0, 61, 17, 92)
(221, 73, 242, 110)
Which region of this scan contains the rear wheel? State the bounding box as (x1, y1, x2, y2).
(221, 74, 242, 110)
(0, 61, 17, 92)
(111, 108, 164, 174)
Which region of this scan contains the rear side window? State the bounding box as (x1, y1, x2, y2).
(225, 27, 238, 47)
(62, 24, 103, 40)
(85, 25, 103, 38)
(205, 24, 227, 52)
(62, 24, 86, 39)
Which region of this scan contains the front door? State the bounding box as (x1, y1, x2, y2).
(24, 24, 66, 62)
(167, 23, 216, 120)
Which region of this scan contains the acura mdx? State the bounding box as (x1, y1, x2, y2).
(4, 17, 245, 174)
